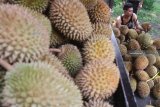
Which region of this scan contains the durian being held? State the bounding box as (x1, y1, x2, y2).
(2, 62, 83, 107)
(75, 60, 120, 100)
(0, 4, 49, 64)
(49, 0, 92, 41)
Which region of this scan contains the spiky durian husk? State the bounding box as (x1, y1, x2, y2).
(2, 62, 83, 107)
(141, 22, 151, 32)
(119, 25, 129, 35)
(130, 76, 137, 92)
(123, 54, 132, 62)
(119, 34, 126, 43)
(147, 79, 154, 89)
(135, 55, 149, 70)
(145, 46, 159, 56)
(39, 53, 72, 80)
(8, 0, 49, 12)
(0, 4, 49, 64)
(137, 33, 153, 49)
(88, 0, 110, 23)
(31, 11, 52, 35)
(124, 61, 132, 73)
(137, 81, 150, 98)
(145, 66, 157, 78)
(128, 39, 141, 50)
(92, 23, 112, 38)
(146, 54, 156, 65)
(113, 27, 120, 38)
(75, 60, 120, 100)
(83, 35, 115, 63)
(50, 29, 68, 47)
(135, 70, 150, 81)
(153, 39, 160, 50)
(153, 84, 160, 99)
(84, 100, 113, 107)
(155, 56, 160, 69)
(49, 0, 92, 41)
(127, 29, 138, 39)
(80, 0, 97, 10)
(119, 44, 127, 56)
(154, 76, 160, 85)
(57, 44, 83, 77)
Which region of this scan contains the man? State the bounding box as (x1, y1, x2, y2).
(123, 0, 143, 14)
(115, 3, 143, 31)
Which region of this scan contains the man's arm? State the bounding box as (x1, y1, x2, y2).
(116, 16, 122, 28)
(133, 13, 143, 30)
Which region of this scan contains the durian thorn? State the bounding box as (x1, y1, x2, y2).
(49, 48, 61, 53)
(146, 72, 159, 82)
(0, 59, 13, 71)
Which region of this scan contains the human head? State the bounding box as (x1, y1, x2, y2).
(123, 3, 133, 16)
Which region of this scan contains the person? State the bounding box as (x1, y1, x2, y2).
(115, 3, 143, 32)
(123, 0, 143, 14)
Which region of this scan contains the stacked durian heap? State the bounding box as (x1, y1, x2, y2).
(0, 0, 121, 107)
(113, 23, 160, 106)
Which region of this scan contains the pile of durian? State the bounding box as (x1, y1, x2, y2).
(0, 0, 121, 107)
(113, 24, 160, 107)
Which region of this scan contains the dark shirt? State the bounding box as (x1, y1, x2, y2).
(121, 14, 135, 29)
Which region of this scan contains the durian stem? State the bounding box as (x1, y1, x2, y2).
(49, 48, 61, 53)
(0, 59, 13, 71)
(146, 72, 159, 82)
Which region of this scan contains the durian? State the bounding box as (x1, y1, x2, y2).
(127, 29, 138, 39)
(154, 76, 160, 85)
(153, 84, 160, 99)
(75, 60, 120, 100)
(145, 46, 159, 56)
(141, 22, 151, 32)
(137, 33, 153, 49)
(147, 54, 156, 65)
(50, 28, 68, 47)
(39, 53, 72, 80)
(83, 35, 115, 63)
(130, 76, 137, 92)
(153, 39, 160, 49)
(92, 23, 112, 38)
(145, 66, 157, 78)
(135, 70, 150, 81)
(119, 35, 126, 43)
(137, 81, 150, 98)
(57, 44, 82, 77)
(49, 0, 92, 41)
(88, 0, 110, 23)
(135, 55, 149, 70)
(123, 54, 132, 62)
(155, 56, 160, 68)
(80, 0, 97, 10)
(119, 44, 127, 56)
(84, 99, 113, 107)
(119, 25, 129, 35)
(113, 27, 120, 38)
(128, 39, 141, 50)
(124, 61, 132, 73)
(2, 62, 83, 107)
(147, 79, 154, 89)
(8, 0, 49, 12)
(0, 4, 49, 64)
